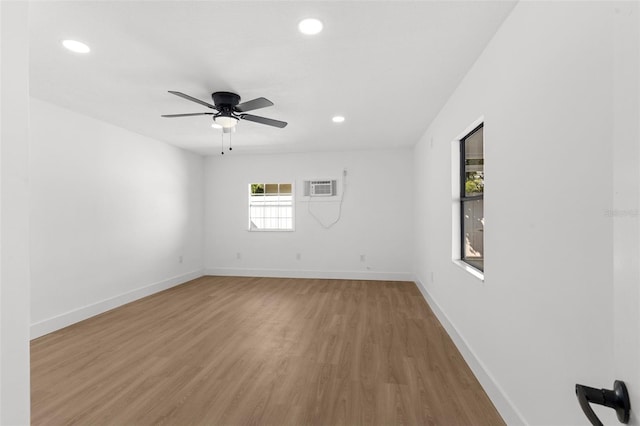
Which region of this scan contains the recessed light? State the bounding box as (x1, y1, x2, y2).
(61, 39, 90, 54)
(298, 18, 323, 35)
(332, 116, 345, 123)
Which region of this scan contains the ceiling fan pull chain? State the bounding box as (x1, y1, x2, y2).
(229, 132, 233, 151)
(220, 132, 224, 155)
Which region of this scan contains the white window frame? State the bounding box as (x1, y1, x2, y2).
(248, 183, 295, 232)
(452, 117, 485, 281)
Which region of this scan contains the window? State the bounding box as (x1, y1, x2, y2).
(460, 124, 484, 271)
(248, 183, 294, 231)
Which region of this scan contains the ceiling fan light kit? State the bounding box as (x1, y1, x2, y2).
(214, 115, 238, 129)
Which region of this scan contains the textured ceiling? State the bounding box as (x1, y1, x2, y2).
(29, 1, 516, 156)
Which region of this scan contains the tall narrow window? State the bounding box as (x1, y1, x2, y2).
(248, 183, 294, 231)
(460, 124, 484, 271)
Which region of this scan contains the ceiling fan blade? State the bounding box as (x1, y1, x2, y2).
(241, 114, 288, 128)
(161, 112, 214, 118)
(168, 91, 217, 110)
(235, 97, 274, 112)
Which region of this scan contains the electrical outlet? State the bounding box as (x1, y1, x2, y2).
(360, 254, 366, 262)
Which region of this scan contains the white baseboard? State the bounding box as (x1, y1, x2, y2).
(30, 269, 205, 339)
(413, 276, 527, 426)
(205, 267, 413, 282)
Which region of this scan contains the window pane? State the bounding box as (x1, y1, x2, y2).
(265, 183, 279, 194)
(279, 183, 292, 194)
(462, 199, 484, 271)
(251, 183, 264, 194)
(464, 126, 484, 197)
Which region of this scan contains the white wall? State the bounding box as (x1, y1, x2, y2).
(414, 3, 620, 425)
(612, 3, 640, 425)
(205, 150, 413, 280)
(29, 99, 205, 338)
(1, 1, 31, 423)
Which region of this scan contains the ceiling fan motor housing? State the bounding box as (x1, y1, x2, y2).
(212, 92, 241, 109)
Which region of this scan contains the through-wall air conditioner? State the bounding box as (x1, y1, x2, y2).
(304, 180, 337, 197)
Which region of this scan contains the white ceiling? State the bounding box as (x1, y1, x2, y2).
(29, 1, 516, 156)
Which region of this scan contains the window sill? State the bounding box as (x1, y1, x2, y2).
(248, 229, 295, 232)
(452, 260, 484, 282)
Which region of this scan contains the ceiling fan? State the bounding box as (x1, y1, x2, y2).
(161, 91, 287, 132)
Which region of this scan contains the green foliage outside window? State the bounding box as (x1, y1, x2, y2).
(251, 184, 264, 194)
(465, 171, 484, 195)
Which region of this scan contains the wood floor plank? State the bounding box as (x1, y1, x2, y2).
(31, 276, 504, 425)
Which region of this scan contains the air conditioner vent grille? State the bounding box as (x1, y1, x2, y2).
(304, 179, 337, 197)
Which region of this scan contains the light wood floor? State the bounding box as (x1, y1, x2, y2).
(31, 276, 504, 425)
